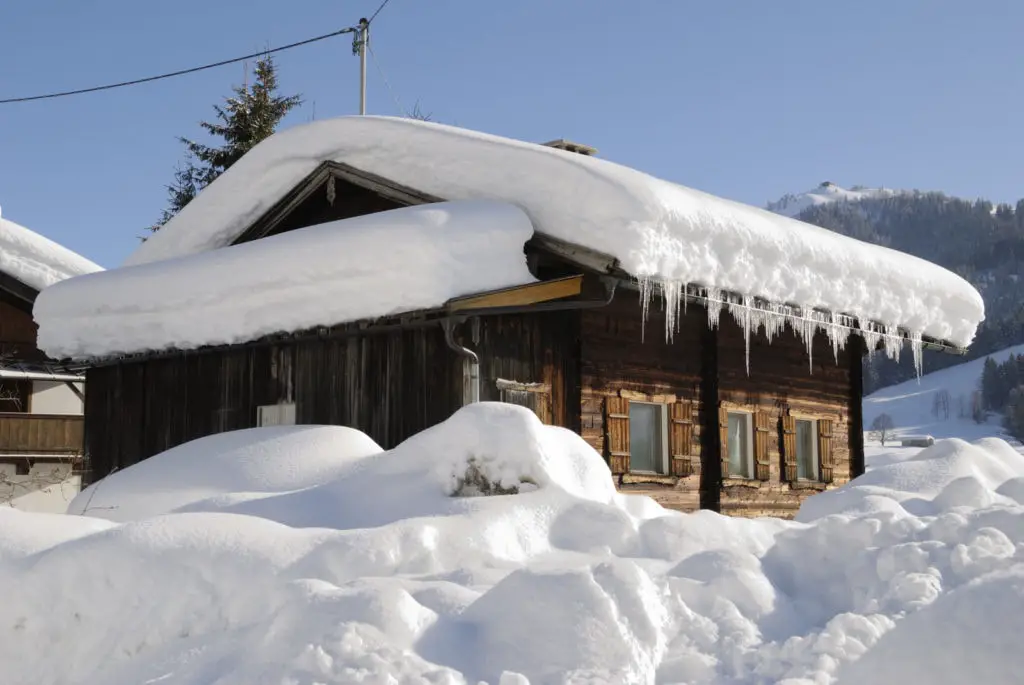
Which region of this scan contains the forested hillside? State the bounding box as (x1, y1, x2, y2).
(781, 186, 1024, 393)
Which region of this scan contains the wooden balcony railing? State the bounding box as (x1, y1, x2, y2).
(0, 413, 83, 454)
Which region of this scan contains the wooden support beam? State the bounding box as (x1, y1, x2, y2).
(446, 275, 584, 312)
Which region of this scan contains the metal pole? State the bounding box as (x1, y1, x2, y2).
(358, 18, 369, 114)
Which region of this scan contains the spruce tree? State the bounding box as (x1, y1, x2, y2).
(149, 54, 301, 233)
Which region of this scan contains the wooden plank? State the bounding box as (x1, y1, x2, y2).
(447, 275, 583, 312)
(604, 395, 630, 474)
(781, 415, 797, 482)
(819, 418, 834, 483)
(670, 400, 696, 477)
(754, 411, 771, 481)
(718, 404, 729, 480)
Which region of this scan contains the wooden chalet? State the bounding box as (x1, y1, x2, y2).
(63, 132, 972, 519)
(0, 257, 87, 508)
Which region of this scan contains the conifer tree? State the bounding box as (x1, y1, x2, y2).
(148, 54, 301, 233)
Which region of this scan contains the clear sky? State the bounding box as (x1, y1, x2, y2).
(1, 1, 1022, 268)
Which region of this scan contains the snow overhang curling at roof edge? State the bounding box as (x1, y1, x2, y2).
(124, 115, 985, 351)
(0, 209, 102, 293)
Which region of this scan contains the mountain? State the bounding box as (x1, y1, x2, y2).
(767, 184, 1024, 394)
(766, 181, 902, 218)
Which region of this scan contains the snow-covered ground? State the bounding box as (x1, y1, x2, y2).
(3, 397, 1024, 684)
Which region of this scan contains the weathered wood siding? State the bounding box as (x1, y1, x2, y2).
(715, 313, 858, 519)
(470, 311, 581, 431)
(580, 292, 708, 513)
(83, 328, 463, 483)
(581, 292, 864, 518)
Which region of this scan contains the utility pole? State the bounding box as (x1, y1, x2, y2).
(356, 18, 369, 115)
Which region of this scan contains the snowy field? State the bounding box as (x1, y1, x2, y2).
(2, 390, 1024, 684)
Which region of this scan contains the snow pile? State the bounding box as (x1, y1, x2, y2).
(766, 181, 902, 218)
(5, 403, 1024, 684)
(34, 201, 536, 359)
(0, 205, 101, 291)
(123, 116, 983, 353)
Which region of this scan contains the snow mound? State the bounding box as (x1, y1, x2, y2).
(0, 206, 101, 292)
(124, 116, 982, 349)
(766, 181, 902, 218)
(34, 200, 536, 359)
(6, 407, 1024, 683)
(67, 425, 384, 521)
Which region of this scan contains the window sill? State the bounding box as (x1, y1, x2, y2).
(621, 472, 677, 486)
(790, 480, 828, 491)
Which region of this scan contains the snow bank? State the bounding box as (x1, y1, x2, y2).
(0, 206, 101, 291)
(6, 404, 1024, 683)
(34, 200, 536, 359)
(124, 116, 983, 349)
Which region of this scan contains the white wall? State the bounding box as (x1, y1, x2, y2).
(30, 381, 83, 415)
(0, 462, 81, 513)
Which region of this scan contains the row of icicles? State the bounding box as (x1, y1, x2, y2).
(637, 277, 924, 378)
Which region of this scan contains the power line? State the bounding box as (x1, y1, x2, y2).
(0, 27, 356, 105)
(367, 0, 395, 25)
(367, 45, 410, 117)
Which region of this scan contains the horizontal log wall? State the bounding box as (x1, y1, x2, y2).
(716, 313, 857, 519)
(580, 292, 707, 513)
(83, 328, 462, 483)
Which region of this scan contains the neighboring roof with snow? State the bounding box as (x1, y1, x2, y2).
(34, 201, 536, 360)
(124, 116, 984, 350)
(0, 207, 102, 294)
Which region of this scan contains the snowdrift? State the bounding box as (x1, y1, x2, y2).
(0, 206, 101, 291)
(5, 403, 1024, 684)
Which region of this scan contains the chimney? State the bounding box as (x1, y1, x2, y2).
(541, 139, 598, 156)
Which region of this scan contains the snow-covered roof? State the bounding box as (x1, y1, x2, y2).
(34, 201, 536, 360)
(0, 206, 102, 294)
(125, 116, 984, 350)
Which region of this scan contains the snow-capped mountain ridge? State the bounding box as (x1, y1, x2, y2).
(767, 181, 905, 218)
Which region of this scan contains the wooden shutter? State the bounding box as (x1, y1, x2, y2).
(754, 411, 771, 481)
(718, 404, 730, 479)
(669, 400, 696, 477)
(818, 418, 834, 483)
(604, 396, 630, 474)
(781, 415, 797, 482)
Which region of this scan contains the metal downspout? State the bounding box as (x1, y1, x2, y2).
(442, 318, 480, 405)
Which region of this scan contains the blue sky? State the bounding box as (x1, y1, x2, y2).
(2, 1, 1022, 268)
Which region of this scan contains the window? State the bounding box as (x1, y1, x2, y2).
(257, 403, 296, 427)
(796, 419, 819, 480)
(726, 411, 753, 478)
(629, 401, 667, 474)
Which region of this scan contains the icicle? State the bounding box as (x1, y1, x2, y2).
(793, 308, 817, 373)
(727, 295, 755, 375)
(638, 276, 654, 343)
(858, 320, 881, 356)
(880, 325, 902, 362)
(827, 311, 851, 364)
(705, 287, 723, 329)
(660, 279, 685, 343)
(909, 331, 924, 379)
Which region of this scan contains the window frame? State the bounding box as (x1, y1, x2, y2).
(794, 417, 820, 481)
(257, 402, 297, 427)
(725, 409, 755, 479)
(627, 400, 669, 475)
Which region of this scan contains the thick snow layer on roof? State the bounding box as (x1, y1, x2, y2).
(34, 201, 535, 359)
(0, 206, 101, 292)
(5, 403, 1024, 683)
(125, 116, 984, 348)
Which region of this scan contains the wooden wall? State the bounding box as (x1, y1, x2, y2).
(580, 291, 709, 513)
(580, 291, 864, 519)
(83, 327, 463, 482)
(715, 314, 860, 519)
